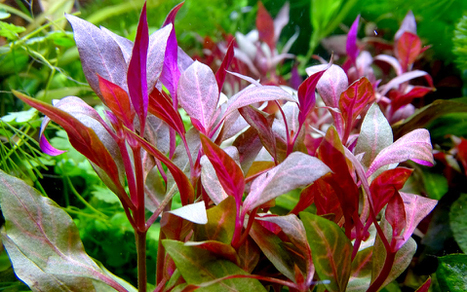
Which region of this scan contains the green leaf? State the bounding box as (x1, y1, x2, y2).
(347, 247, 373, 292)
(449, 194, 467, 253)
(162, 239, 267, 292)
(0, 170, 129, 292)
(0, 21, 25, 40)
(300, 212, 352, 292)
(437, 254, 467, 292)
(422, 171, 448, 200)
(1, 108, 37, 124)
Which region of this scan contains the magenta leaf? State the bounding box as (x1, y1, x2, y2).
(390, 86, 433, 113)
(127, 3, 149, 133)
(346, 15, 361, 65)
(168, 201, 208, 224)
(385, 191, 407, 247)
(301, 212, 352, 292)
(215, 40, 235, 94)
(65, 14, 128, 97)
(298, 66, 328, 125)
(160, 2, 184, 99)
(380, 70, 433, 96)
(355, 103, 393, 168)
(367, 129, 434, 177)
(256, 1, 275, 51)
(415, 277, 431, 292)
(178, 61, 219, 133)
(370, 167, 413, 215)
(200, 134, 245, 202)
(243, 152, 330, 212)
(306, 64, 348, 109)
(0, 170, 133, 292)
(147, 24, 172, 90)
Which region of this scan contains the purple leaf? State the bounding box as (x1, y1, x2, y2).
(367, 129, 433, 177)
(346, 15, 361, 65)
(178, 61, 219, 132)
(395, 11, 417, 40)
(306, 64, 348, 109)
(222, 85, 295, 121)
(65, 14, 128, 97)
(215, 40, 235, 94)
(243, 152, 330, 212)
(380, 70, 433, 96)
(147, 24, 172, 90)
(100, 26, 133, 62)
(298, 66, 328, 125)
(160, 2, 184, 99)
(127, 3, 149, 133)
(0, 170, 131, 292)
(167, 201, 208, 224)
(355, 103, 393, 168)
(200, 134, 245, 203)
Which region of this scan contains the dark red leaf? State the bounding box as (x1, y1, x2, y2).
(415, 277, 431, 292)
(148, 87, 185, 135)
(396, 31, 421, 72)
(98, 75, 134, 128)
(298, 67, 328, 125)
(390, 86, 433, 113)
(256, 1, 275, 51)
(385, 191, 407, 250)
(215, 40, 235, 94)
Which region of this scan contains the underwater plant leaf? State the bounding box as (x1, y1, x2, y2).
(65, 14, 127, 97)
(415, 277, 431, 292)
(355, 103, 393, 168)
(273, 2, 290, 42)
(346, 15, 360, 65)
(162, 239, 267, 291)
(148, 87, 186, 135)
(298, 67, 328, 125)
(168, 201, 208, 224)
(0, 170, 129, 292)
(385, 191, 407, 245)
(194, 196, 236, 244)
(256, 1, 275, 50)
(178, 61, 219, 132)
(200, 134, 244, 202)
(395, 11, 417, 40)
(339, 77, 374, 132)
(367, 129, 433, 177)
(380, 70, 433, 96)
(249, 220, 296, 281)
(147, 24, 172, 90)
(437, 255, 467, 292)
(215, 40, 235, 94)
(243, 152, 330, 212)
(346, 247, 373, 292)
(127, 2, 149, 132)
(98, 75, 134, 128)
(450, 193, 467, 253)
(396, 31, 421, 71)
(306, 64, 348, 109)
(301, 212, 352, 292)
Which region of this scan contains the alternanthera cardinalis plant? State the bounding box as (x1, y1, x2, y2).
(0, 2, 437, 291)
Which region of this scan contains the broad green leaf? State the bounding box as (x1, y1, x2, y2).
(355, 103, 393, 169)
(346, 247, 373, 292)
(194, 196, 236, 244)
(436, 254, 467, 292)
(300, 212, 352, 292)
(449, 194, 467, 253)
(0, 170, 129, 292)
(162, 239, 267, 292)
(249, 220, 296, 281)
(422, 171, 448, 200)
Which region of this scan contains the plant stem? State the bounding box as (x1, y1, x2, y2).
(136, 229, 148, 292)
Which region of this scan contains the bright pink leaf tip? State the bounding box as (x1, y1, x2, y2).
(346, 15, 360, 65)
(39, 134, 66, 156)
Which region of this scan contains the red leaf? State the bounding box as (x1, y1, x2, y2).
(415, 277, 431, 292)
(396, 31, 421, 72)
(148, 87, 185, 135)
(385, 191, 406, 250)
(390, 86, 433, 113)
(98, 75, 134, 128)
(370, 167, 413, 214)
(339, 77, 375, 141)
(200, 134, 245, 203)
(215, 40, 235, 94)
(298, 67, 328, 125)
(127, 3, 149, 133)
(457, 138, 467, 177)
(256, 1, 275, 51)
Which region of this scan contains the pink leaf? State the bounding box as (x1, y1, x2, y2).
(380, 70, 433, 96)
(273, 2, 290, 43)
(346, 15, 360, 65)
(306, 64, 348, 109)
(340, 77, 375, 130)
(367, 129, 433, 177)
(127, 3, 149, 133)
(385, 191, 407, 247)
(395, 11, 417, 40)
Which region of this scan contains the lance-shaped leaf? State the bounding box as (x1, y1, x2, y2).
(128, 3, 149, 133)
(215, 40, 235, 94)
(239, 105, 276, 161)
(0, 170, 130, 292)
(306, 64, 348, 109)
(397, 31, 421, 71)
(370, 167, 413, 215)
(126, 128, 194, 205)
(160, 2, 184, 99)
(380, 70, 433, 96)
(301, 212, 352, 292)
(257, 1, 275, 51)
(98, 75, 134, 128)
(168, 201, 208, 224)
(222, 85, 295, 121)
(178, 61, 219, 133)
(65, 14, 127, 97)
(200, 134, 245, 202)
(243, 152, 330, 212)
(390, 85, 433, 113)
(385, 191, 407, 249)
(346, 247, 373, 292)
(148, 87, 186, 135)
(147, 24, 172, 90)
(339, 77, 375, 134)
(415, 277, 432, 292)
(14, 91, 131, 208)
(298, 67, 328, 125)
(367, 129, 433, 177)
(162, 239, 267, 291)
(273, 2, 290, 43)
(355, 103, 393, 168)
(395, 11, 417, 40)
(346, 15, 360, 65)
